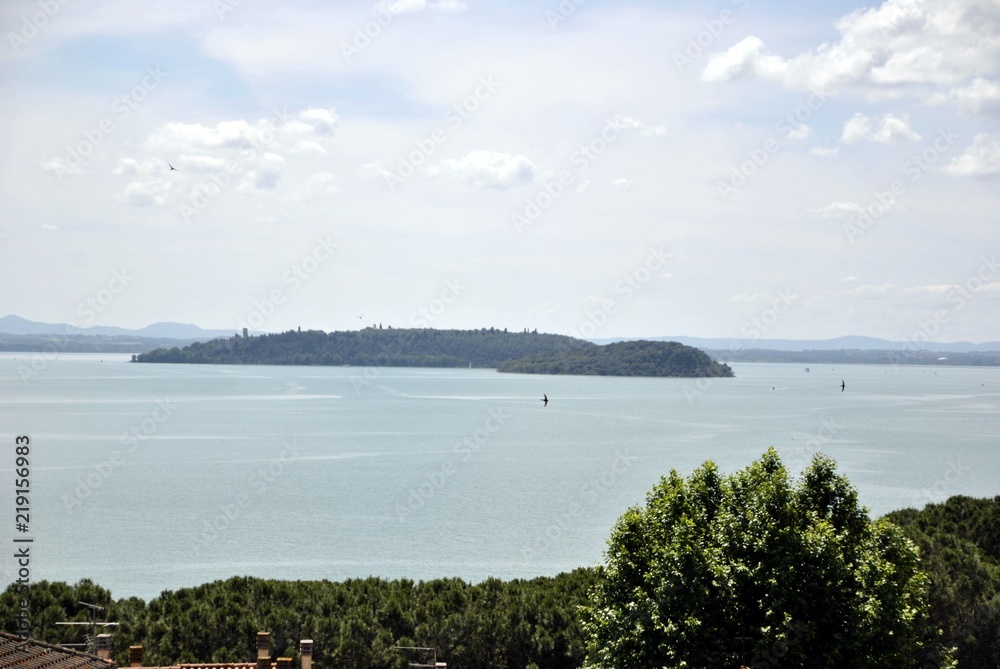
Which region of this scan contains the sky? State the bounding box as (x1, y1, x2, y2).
(0, 0, 997, 343)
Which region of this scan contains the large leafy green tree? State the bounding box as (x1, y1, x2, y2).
(886, 497, 1000, 669)
(584, 448, 954, 668)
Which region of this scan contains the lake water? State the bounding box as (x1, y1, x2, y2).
(1, 353, 998, 601)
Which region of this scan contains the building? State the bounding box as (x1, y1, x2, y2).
(0, 630, 114, 669)
(0, 631, 312, 669)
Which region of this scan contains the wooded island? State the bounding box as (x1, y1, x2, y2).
(133, 328, 734, 378)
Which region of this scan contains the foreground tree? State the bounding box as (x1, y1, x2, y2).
(584, 448, 954, 668)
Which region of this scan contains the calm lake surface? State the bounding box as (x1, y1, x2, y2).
(1, 353, 998, 601)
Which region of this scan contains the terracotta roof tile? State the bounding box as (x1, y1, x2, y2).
(0, 631, 116, 669)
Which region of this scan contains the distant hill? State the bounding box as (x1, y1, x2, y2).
(595, 335, 1000, 353)
(0, 314, 243, 339)
(134, 328, 731, 377)
(0, 332, 208, 354)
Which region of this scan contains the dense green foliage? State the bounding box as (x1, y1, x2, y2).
(135, 327, 592, 368)
(496, 340, 733, 377)
(4, 493, 998, 668)
(134, 329, 731, 377)
(886, 496, 1000, 669)
(583, 448, 953, 668)
(0, 570, 596, 669)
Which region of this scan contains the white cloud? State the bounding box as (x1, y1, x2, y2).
(109, 109, 339, 206)
(378, 0, 467, 14)
(290, 140, 327, 155)
(854, 283, 896, 294)
(701, 0, 1000, 106)
(943, 133, 1000, 176)
(294, 108, 338, 135)
(809, 201, 863, 219)
(41, 157, 85, 177)
(115, 178, 174, 207)
(702, 36, 790, 83)
(437, 150, 537, 188)
(610, 114, 668, 136)
(841, 112, 921, 144)
(141, 109, 336, 154)
(358, 162, 392, 180)
(810, 145, 840, 157)
(786, 124, 812, 140)
(933, 77, 1000, 116)
(242, 152, 286, 191)
(612, 177, 633, 191)
(292, 172, 339, 200)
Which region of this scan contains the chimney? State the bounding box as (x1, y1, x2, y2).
(257, 632, 271, 661)
(95, 634, 113, 661)
(276, 659, 292, 669)
(299, 640, 313, 669)
(129, 645, 144, 667)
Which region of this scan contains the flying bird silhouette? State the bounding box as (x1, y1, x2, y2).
(541, 394, 548, 407)
(167, 162, 178, 171)
(840, 380, 846, 392)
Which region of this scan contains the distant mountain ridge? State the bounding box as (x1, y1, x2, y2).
(0, 315, 244, 340)
(3, 315, 997, 352)
(594, 335, 1000, 353)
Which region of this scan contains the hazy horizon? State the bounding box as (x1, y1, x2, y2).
(1, 0, 997, 342)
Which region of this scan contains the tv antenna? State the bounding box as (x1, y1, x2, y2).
(391, 645, 446, 668)
(55, 602, 119, 653)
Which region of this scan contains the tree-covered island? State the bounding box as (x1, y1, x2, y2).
(133, 328, 734, 378)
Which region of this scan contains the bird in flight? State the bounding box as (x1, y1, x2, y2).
(168, 162, 178, 171)
(541, 394, 548, 407)
(840, 380, 846, 392)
